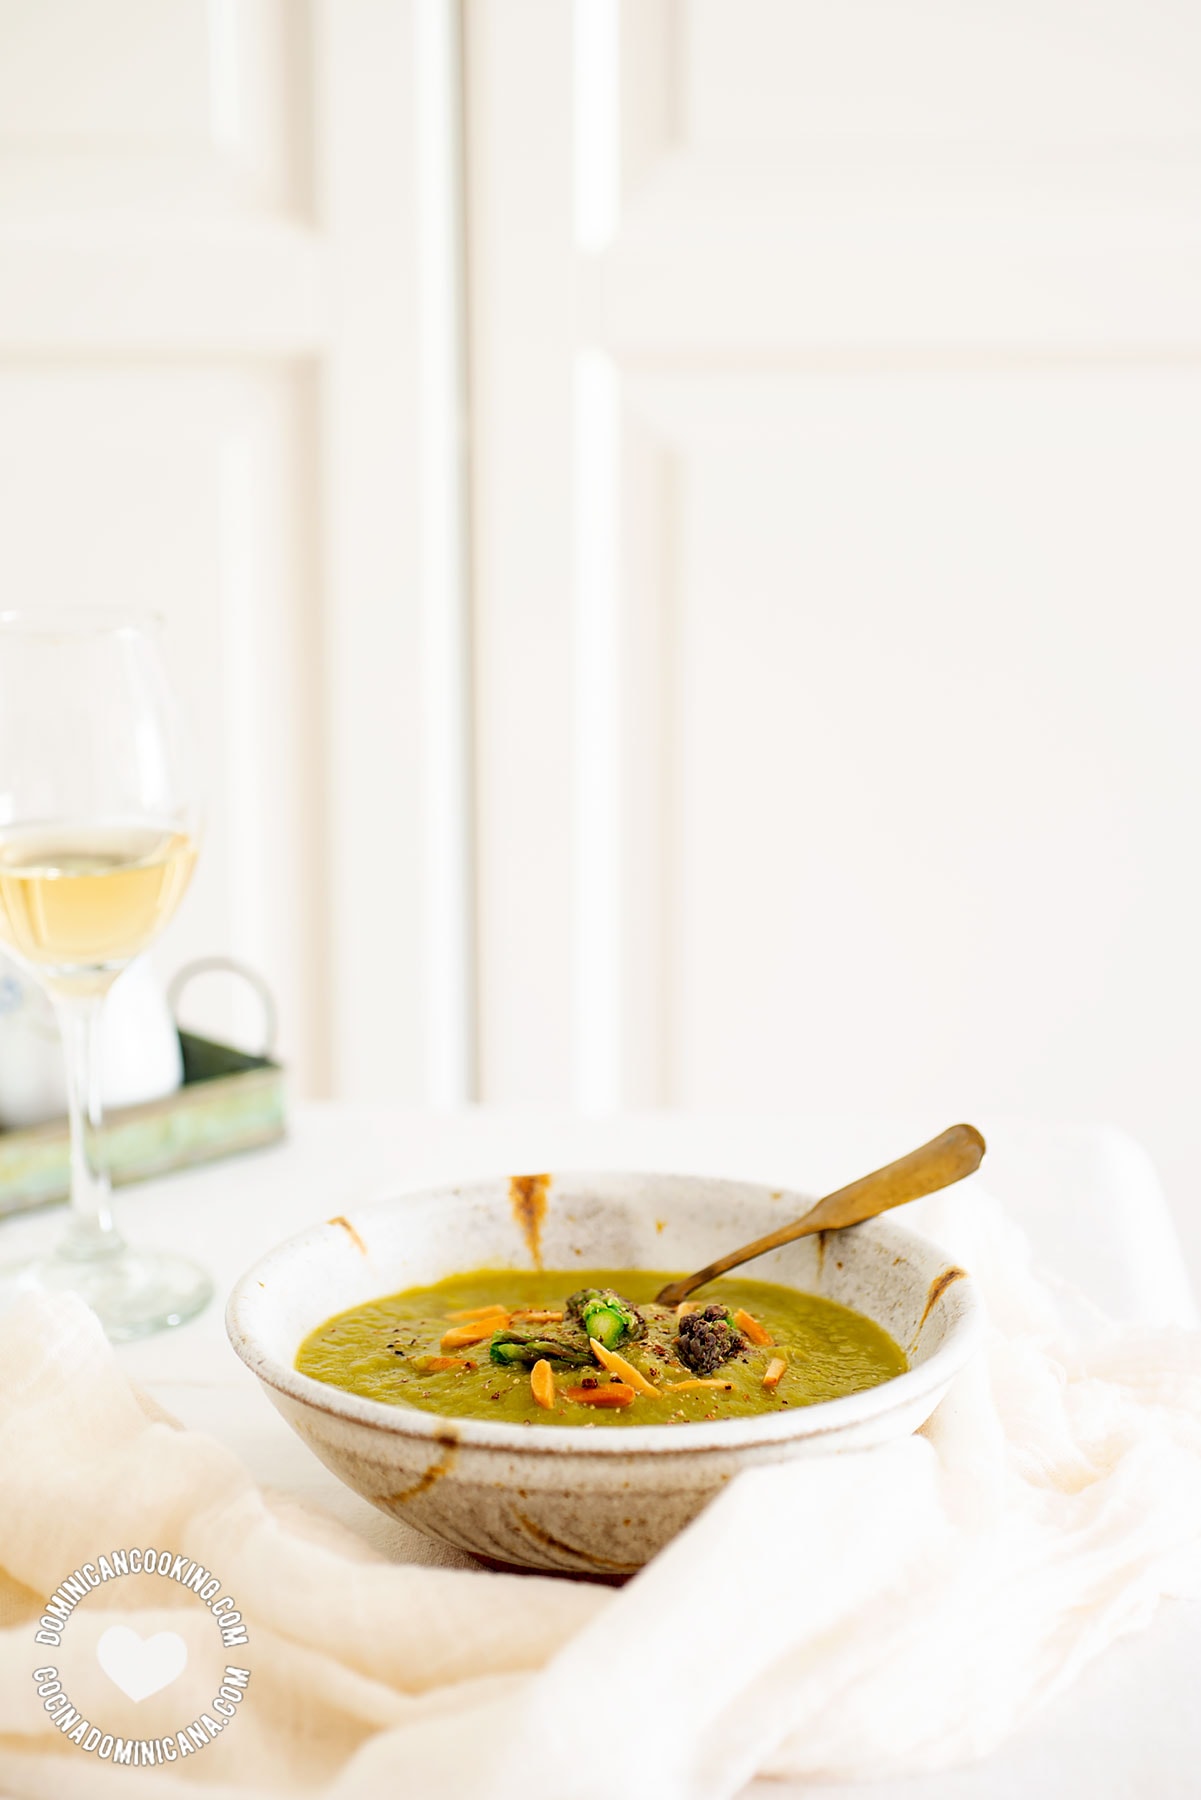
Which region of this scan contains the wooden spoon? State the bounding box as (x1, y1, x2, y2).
(653, 1123, 986, 1308)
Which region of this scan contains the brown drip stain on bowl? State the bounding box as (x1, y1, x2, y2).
(917, 1265, 967, 1333)
(511, 1509, 640, 1577)
(386, 1432, 459, 1505)
(328, 1214, 367, 1256)
(509, 1173, 551, 1268)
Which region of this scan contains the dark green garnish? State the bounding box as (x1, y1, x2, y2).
(565, 1287, 646, 1351)
(488, 1329, 593, 1369)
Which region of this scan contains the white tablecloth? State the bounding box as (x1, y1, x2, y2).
(2, 1105, 1197, 1798)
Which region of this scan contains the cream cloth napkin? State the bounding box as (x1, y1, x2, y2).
(1, 1186, 1200, 1800)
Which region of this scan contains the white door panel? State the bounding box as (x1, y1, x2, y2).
(468, 0, 1201, 1255)
(0, 0, 308, 218)
(0, 1, 443, 1102)
(648, 368, 1201, 1127)
(0, 363, 324, 1079)
(684, 1, 1201, 142)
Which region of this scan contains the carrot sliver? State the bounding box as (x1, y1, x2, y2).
(415, 1355, 473, 1372)
(734, 1307, 774, 1347)
(440, 1320, 505, 1350)
(665, 1378, 734, 1393)
(563, 1383, 636, 1408)
(762, 1357, 787, 1389)
(589, 1338, 662, 1399)
(530, 1358, 556, 1409)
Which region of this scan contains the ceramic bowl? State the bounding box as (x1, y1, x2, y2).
(226, 1171, 980, 1574)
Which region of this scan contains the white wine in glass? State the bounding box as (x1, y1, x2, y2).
(0, 610, 212, 1339)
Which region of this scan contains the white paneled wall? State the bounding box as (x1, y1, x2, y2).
(467, 1, 1201, 1252)
(0, 0, 469, 1103)
(0, 365, 324, 1069)
(4, 0, 1199, 1267)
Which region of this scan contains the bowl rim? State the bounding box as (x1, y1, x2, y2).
(226, 1170, 983, 1457)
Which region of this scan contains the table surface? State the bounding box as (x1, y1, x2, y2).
(2, 1104, 1198, 1800)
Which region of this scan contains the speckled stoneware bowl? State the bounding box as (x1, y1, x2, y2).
(227, 1172, 980, 1575)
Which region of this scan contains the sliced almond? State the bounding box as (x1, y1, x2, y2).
(414, 1355, 474, 1372)
(440, 1319, 506, 1350)
(676, 1300, 700, 1317)
(563, 1383, 636, 1408)
(665, 1378, 735, 1393)
(734, 1307, 774, 1347)
(530, 1358, 556, 1409)
(762, 1357, 787, 1390)
(589, 1337, 662, 1399)
(446, 1304, 510, 1323)
(512, 1309, 564, 1324)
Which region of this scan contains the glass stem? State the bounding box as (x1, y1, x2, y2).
(53, 988, 124, 1260)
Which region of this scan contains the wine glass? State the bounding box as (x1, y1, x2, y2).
(0, 609, 212, 1339)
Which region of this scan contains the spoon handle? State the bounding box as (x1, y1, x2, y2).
(653, 1123, 986, 1307)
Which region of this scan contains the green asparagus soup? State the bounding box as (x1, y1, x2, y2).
(295, 1269, 906, 1428)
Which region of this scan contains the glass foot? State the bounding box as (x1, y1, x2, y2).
(2, 1243, 213, 1342)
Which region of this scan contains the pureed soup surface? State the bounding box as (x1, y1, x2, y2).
(295, 1269, 907, 1428)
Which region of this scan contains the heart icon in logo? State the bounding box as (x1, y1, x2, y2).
(96, 1626, 188, 1702)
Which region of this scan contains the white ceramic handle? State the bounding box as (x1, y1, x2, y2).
(166, 956, 279, 1059)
